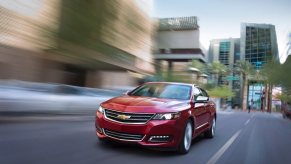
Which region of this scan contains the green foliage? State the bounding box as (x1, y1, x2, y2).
(276, 58, 291, 94)
(208, 61, 228, 75)
(235, 60, 255, 78)
(58, 0, 108, 47)
(47, 0, 151, 70)
(276, 93, 291, 103)
(260, 61, 280, 83)
(208, 85, 235, 98)
(207, 61, 229, 86)
(201, 83, 216, 90)
(163, 73, 192, 83)
(191, 60, 207, 73)
(260, 58, 291, 95)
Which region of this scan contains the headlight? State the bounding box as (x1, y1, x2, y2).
(97, 106, 104, 114)
(152, 112, 180, 120)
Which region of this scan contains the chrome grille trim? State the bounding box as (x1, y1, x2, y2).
(103, 129, 145, 141)
(104, 109, 155, 124)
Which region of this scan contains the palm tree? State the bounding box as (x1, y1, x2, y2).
(191, 60, 207, 73)
(208, 61, 228, 86)
(235, 60, 255, 110)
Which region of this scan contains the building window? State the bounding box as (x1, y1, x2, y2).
(219, 42, 230, 65)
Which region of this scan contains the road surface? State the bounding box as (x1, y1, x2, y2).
(0, 111, 291, 164)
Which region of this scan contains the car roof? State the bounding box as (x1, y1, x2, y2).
(144, 82, 195, 87)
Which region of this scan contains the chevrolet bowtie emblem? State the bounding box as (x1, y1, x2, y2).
(117, 114, 131, 120)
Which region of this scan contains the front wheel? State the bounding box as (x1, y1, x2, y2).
(205, 117, 216, 138)
(177, 120, 193, 154)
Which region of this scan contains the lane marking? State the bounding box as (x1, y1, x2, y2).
(206, 130, 242, 164)
(244, 119, 250, 125)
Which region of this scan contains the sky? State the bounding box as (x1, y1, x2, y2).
(153, 0, 291, 63)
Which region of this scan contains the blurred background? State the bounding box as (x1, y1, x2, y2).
(1, 1, 291, 164)
(0, 0, 157, 114)
(0, 0, 291, 112)
(0, 0, 154, 88)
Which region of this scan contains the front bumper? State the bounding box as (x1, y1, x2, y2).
(95, 112, 185, 148)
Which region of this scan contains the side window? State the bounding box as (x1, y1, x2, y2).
(199, 88, 209, 98)
(192, 87, 202, 100)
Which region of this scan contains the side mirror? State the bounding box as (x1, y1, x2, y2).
(195, 95, 208, 102)
(123, 91, 130, 95)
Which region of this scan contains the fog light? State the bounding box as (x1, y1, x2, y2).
(148, 135, 171, 142)
(96, 124, 102, 133)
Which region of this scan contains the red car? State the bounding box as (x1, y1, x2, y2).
(282, 102, 291, 119)
(95, 82, 216, 154)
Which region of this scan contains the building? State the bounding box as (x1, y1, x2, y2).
(241, 23, 279, 69)
(0, 0, 155, 88)
(208, 38, 241, 67)
(240, 23, 279, 111)
(208, 38, 241, 106)
(0, 1, 60, 82)
(153, 16, 206, 83)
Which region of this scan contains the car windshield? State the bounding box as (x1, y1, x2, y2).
(129, 83, 191, 100)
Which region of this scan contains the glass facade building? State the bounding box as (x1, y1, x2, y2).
(208, 38, 241, 106)
(219, 42, 231, 66)
(241, 23, 279, 110)
(241, 23, 279, 69)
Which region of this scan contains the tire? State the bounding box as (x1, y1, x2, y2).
(177, 120, 193, 154)
(205, 117, 216, 138)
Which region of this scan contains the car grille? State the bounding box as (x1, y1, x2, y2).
(103, 129, 144, 141)
(104, 109, 154, 124)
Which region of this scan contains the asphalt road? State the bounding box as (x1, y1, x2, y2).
(1, 111, 291, 164)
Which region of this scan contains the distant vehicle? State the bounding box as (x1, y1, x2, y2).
(282, 102, 291, 119)
(95, 82, 216, 154)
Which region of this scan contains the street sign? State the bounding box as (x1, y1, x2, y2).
(224, 76, 240, 81)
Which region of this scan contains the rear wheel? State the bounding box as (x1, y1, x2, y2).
(177, 120, 193, 154)
(205, 118, 216, 138)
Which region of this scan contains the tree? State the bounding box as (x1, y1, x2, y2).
(272, 57, 291, 94)
(262, 57, 291, 105)
(191, 60, 207, 73)
(235, 60, 255, 110)
(208, 61, 228, 86)
(208, 85, 235, 98)
(45, 0, 151, 69)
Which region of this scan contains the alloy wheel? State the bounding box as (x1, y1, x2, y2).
(184, 122, 192, 151)
(211, 118, 216, 136)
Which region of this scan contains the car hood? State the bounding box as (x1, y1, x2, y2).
(101, 95, 190, 113)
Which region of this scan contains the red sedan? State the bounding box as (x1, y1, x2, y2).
(95, 82, 216, 154)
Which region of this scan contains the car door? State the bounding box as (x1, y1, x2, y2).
(191, 87, 207, 132)
(199, 88, 211, 124)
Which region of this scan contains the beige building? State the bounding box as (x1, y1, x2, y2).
(0, 0, 155, 88)
(153, 16, 206, 84)
(0, 1, 59, 82)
